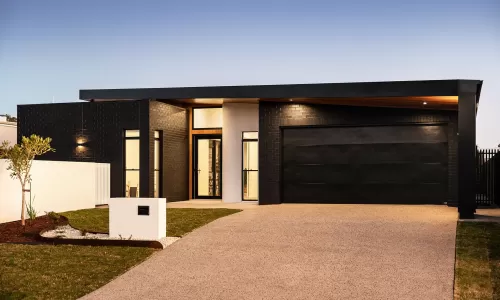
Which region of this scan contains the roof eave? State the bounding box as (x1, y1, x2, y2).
(79, 79, 470, 101)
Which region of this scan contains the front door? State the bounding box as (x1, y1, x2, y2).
(194, 135, 222, 198)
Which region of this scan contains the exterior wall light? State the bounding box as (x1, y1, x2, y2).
(76, 137, 87, 145)
(75, 136, 89, 155)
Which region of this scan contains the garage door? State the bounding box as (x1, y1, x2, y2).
(282, 125, 448, 204)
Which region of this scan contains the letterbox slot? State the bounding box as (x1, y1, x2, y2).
(138, 206, 150, 216)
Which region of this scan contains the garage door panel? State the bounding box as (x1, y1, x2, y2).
(284, 162, 447, 185)
(282, 125, 448, 204)
(283, 125, 447, 147)
(283, 183, 446, 204)
(284, 142, 447, 165)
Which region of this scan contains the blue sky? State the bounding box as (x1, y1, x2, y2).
(1, 0, 499, 147)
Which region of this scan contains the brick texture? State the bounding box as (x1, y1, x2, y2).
(149, 101, 189, 202)
(259, 102, 458, 205)
(17, 101, 148, 198)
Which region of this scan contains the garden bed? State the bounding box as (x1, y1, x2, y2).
(39, 225, 179, 249)
(0, 215, 68, 243)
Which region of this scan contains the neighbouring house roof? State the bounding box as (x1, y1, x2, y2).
(0, 121, 17, 145)
(0, 121, 17, 127)
(79, 79, 483, 102)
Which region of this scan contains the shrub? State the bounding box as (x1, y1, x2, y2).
(26, 195, 37, 225)
(45, 211, 61, 227)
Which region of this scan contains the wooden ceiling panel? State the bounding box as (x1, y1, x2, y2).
(157, 96, 458, 110)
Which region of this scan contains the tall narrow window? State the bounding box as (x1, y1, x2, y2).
(154, 131, 162, 198)
(242, 132, 258, 200)
(125, 130, 140, 197)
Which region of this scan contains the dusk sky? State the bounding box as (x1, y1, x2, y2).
(1, 0, 499, 147)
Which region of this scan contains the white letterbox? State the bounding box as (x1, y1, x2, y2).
(108, 198, 166, 240)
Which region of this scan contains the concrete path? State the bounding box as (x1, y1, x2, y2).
(82, 204, 458, 300)
(167, 199, 259, 210)
(465, 208, 500, 223)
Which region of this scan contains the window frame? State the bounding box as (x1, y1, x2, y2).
(154, 130, 162, 198)
(124, 129, 140, 197)
(192, 106, 223, 130)
(241, 131, 259, 201)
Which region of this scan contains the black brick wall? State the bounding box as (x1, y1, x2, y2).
(259, 102, 458, 205)
(17, 101, 149, 198)
(149, 101, 189, 202)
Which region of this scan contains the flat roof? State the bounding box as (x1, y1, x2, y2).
(80, 79, 483, 102)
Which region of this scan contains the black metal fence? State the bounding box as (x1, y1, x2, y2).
(476, 148, 500, 206)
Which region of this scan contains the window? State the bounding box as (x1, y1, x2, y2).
(243, 132, 258, 139)
(125, 130, 140, 197)
(193, 107, 223, 129)
(154, 131, 162, 198)
(242, 131, 258, 200)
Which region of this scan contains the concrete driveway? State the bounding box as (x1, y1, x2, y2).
(82, 204, 457, 300)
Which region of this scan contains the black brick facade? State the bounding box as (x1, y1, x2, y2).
(18, 101, 148, 198)
(17, 100, 189, 201)
(259, 102, 458, 206)
(149, 101, 189, 202)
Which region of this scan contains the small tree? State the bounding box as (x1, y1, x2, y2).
(0, 135, 55, 226)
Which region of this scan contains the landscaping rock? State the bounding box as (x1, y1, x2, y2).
(41, 225, 179, 249)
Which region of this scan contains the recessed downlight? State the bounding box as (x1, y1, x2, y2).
(423, 102, 428, 105)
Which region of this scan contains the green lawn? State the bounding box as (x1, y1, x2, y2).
(0, 207, 241, 299)
(455, 222, 500, 300)
(62, 208, 241, 237)
(0, 244, 155, 300)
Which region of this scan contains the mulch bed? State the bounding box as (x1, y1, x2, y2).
(0, 215, 68, 243)
(1, 216, 164, 248)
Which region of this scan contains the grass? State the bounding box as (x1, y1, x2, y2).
(454, 222, 500, 300)
(0, 207, 241, 299)
(61, 208, 241, 237)
(0, 244, 155, 300)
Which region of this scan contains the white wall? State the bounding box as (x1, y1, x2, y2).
(0, 123, 17, 145)
(95, 163, 111, 206)
(0, 159, 110, 223)
(109, 198, 166, 240)
(222, 103, 259, 203)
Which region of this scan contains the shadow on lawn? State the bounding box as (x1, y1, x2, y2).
(457, 222, 500, 299)
(486, 223, 500, 298)
(0, 291, 27, 300)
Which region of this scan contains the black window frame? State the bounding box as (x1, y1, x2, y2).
(193, 134, 223, 199)
(154, 130, 163, 198)
(242, 131, 258, 201)
(123, 129, 140, 197)
(192, 106, 223, 130)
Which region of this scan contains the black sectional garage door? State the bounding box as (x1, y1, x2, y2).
(282, 125, 448, 204)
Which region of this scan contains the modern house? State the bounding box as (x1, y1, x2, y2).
(17, 79, 482, 218)
(0, 116, 17, 145)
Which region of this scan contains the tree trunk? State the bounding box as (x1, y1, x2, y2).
(21, 185, 26, 226)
